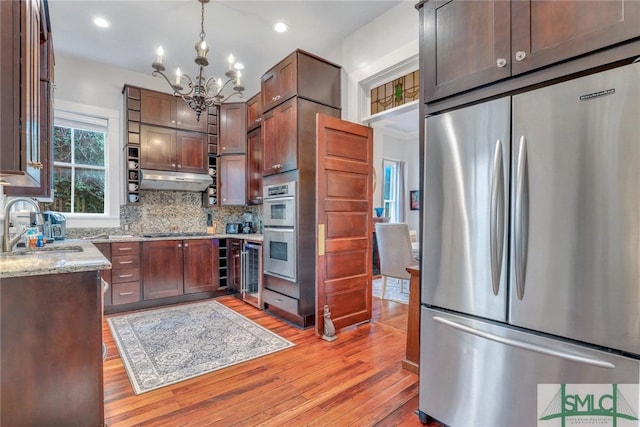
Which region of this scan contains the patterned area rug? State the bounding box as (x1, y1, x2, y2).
(107, 300, 294, 395)
(372, 277, 409, 304)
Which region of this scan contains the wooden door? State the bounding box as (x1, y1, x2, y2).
(511, 0, 640, 75)
(275, 97, 298, 174)
(261, 107, 278, 176)
(140, 89, 176, 127)
(142, 240, 184, 300)
(184, 239, 217, 294)
(219, 102, 247, 154)
(247, 128, 263, 205)
(246, 92, 262, 131)
(423, 0, 511, 102)
(176, 130, 207, 173)
(219, 154, 246, 205)
(140, 125, 176, 171)
(176, 100, 207, 133)
(316, 114, 373, 335)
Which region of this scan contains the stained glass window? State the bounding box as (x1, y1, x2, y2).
(370, 70, 420, 115)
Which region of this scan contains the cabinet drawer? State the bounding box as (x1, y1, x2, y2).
(112, 254, 140, 269)
(111, 282, 141, 305)
(262, 288, 298, 314)
(112, 242, 140, 255)
(111, 268, 140, 284)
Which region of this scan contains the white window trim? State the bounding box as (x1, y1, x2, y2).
(48, 100, 121, 228)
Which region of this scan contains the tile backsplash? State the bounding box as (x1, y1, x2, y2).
(66, 190, 262, 239)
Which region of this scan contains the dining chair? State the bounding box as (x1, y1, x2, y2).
(374, 222, 416, 299)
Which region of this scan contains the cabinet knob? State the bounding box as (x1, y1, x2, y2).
(172, 163, 176, 167)
(184, 243, 188, 247)
(256, 118, 262, 123)
(177, 164, 182, 168)
(515, 51, 527, 62)
(178, 243, 182, 248)
(28, 161, 43, 169)
(496, 58, 507, 68)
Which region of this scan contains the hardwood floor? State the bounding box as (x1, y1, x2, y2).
(102, 295, 435, 426)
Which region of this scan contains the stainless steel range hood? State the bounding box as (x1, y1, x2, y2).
(139, 169, 212, 192)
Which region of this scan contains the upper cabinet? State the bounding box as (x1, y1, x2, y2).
(260, 50, 341, 113)
(422, 0, 640, 102)
(1, 0, 54, 197)
(139, 89, 207, 133)
(246, 93, 262, 131)
(219, 102, 247, 154)
(140, 126, 207, 174)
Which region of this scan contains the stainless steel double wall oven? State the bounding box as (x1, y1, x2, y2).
(262, 181, 297, 282)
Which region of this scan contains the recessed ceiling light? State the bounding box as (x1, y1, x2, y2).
(93, 17, 110, 28)
(274, 22, 288, 33)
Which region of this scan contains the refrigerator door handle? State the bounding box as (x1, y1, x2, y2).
(515, 136, 529, 300)
(490, 139, 505, 296)
(432, 316, 616, 369)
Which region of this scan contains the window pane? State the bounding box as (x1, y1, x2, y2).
(53, 127, 72, 163)
(74, 168, 105, 213)
(74, 129, 105, 166)
(42, 166, 72, 212)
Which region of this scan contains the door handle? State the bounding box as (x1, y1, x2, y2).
(490, 139, 505, 296)
(515, 136, 529, 300)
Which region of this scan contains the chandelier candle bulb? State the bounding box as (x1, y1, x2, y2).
(228, 54, 234, 70)
(175, 68, 182, 85)
(156, 46, 164, 64)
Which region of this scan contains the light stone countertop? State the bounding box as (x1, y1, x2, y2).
(88, 233, 263, 243)
(0, 240, 112, 279)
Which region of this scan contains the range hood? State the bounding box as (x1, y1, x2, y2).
(139, 169, 212, 192)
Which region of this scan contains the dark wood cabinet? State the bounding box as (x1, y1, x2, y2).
(1, 270, 104, 426)
(246, 92, 262, 131)
(140, 88, 207, 133)
(219, 154, 247, 205)
(111, 241, 141, 305)
(184, 238, 218, 294)
(262, 97, 297, 176)
(261, 50, 341, 113)
(94, 242, 112, 306)
(140, 125, 207, 173)
(247, 128, 263, 205)
(219, 102, 247, 154)
(143, 238, 218, 300)
(422, 0, 640, 102)
(142, 240, 184, 300)
(1, 0, 53, 195)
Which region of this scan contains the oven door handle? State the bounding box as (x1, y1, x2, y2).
(263, 227, 295, 232)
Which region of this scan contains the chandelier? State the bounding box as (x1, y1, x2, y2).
(151, 0, 245, 121)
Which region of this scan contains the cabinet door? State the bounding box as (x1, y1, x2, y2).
(142, 240, 184, 300)
(176, 130, 207, 173)
(184, 239, 217, 294)
(140, 89, 176, 127)
(261, 97, 297, 176)
(176, 100, 207, 133)
(276, 53, 297, 106)
(423, 0, 511, 102)
(246, 92, 262, 131)
(140, 125, 177, 171)
(246, 128, 263, 205)
(219, 154, 246, 205)
(219, 102, 247, 154)
(261, 107, 278, 176)
(261, 68, 279, 113)
(511, 0, 640, 75)
(274, 97, 298, 174)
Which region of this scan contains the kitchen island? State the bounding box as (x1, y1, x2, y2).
(0, 240, 110, 427)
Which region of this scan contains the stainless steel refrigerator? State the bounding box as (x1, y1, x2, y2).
(419, 62, 640, 426)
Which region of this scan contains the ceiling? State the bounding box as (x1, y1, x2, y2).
(47, 0, 417, 134)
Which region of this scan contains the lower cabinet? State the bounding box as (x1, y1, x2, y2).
(227, 238, 243, 293)
(1, 270, 104, 426)
(142, 239, 218, 300)
(110, 241, 142, 305)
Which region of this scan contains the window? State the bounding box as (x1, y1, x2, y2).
(382, 159, 405, 223)
(40, 101, 121, 228)
(43, 113, 107, 213)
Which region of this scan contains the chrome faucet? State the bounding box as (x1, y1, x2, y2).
(2, 197, 42, 252)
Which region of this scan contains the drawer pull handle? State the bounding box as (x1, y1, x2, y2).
(118, 274, 134, 278)
(118, 260, 133, 265)
(275, 298, 283, 302)
(118, 247, 133, 251)
(119, 291, 134, 296)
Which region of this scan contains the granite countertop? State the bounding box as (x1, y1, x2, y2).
(88, 233, 263, 243)
(0, 240, 112, 279)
